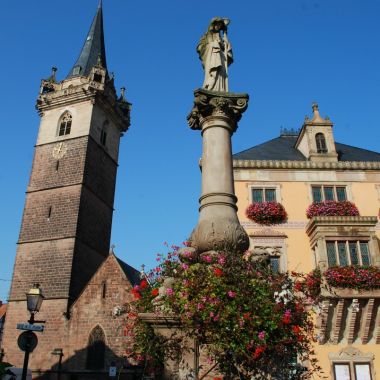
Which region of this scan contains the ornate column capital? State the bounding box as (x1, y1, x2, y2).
(187, 89, 249, 132)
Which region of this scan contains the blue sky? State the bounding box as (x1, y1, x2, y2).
(1, 0, 380, 300)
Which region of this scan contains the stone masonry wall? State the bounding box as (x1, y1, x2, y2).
(67, 254, 136, 371)
(10, 239, 75, 300)
(2, 299, 71, 369)
(28, 138, 87, 192)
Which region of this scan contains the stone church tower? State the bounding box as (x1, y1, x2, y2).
(2, 2, 131, 370)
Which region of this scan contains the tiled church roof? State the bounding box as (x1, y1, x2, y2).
(116, 258, 141, 286)
(233, 135, 380, 162)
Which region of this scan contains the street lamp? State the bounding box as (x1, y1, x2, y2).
(19, 284, 44, 380)
(26, 284, 44, 324)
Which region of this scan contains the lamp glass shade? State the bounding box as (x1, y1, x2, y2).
(26, 286, 44, 313)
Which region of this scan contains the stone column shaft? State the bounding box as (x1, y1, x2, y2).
(187, 89, 250, 254)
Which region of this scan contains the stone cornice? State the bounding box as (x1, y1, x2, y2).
(36, 78, 130, 132)
(306, 216, 378, 231)
(233, 159, 380, 171)
(306, 216, 379, 246)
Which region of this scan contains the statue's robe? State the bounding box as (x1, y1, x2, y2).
(197, 31, 233, 92)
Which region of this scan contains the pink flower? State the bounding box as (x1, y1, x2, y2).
(181, 263, 189, 270)
(218, 256, 226, 265)
(166, 288, 174, 296)
(258, 331, 265, 340)
(228, 290, 236, 298)
(197, 303, 204, 311)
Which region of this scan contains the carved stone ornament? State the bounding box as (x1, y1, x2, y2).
(329, 346, 374, 360)
(187, 88, 248, 132)
(190, 218, 250, 254)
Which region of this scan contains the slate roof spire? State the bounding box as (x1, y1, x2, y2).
(67, 0, 107, 78)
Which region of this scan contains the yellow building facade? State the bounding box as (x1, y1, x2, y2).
(233, 103, 380, 379)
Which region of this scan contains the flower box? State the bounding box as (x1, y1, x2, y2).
(324, 266, 380, 291)
(246, 201, 287, 225)
(306, 201, 359, 219)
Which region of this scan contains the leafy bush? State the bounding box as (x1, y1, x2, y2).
(130, 244, 320, 379)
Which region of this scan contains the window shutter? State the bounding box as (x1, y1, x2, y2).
(265, 189, 276, 202)
(360, 242, 371, 266)
(336, 187, 347, 201)
(338, 242, 348, 266)
(349, 242, 359, 265)
(326, 242, 337, 267)
(312, 186, 322, 202)
(324, 186, 335, 201)
(252, 189, 263, 203)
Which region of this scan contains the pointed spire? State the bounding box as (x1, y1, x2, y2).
(67, 2, 107, 78)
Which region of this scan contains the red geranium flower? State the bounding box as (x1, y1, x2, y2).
(151, 288, 159, 297)
(214, 268, 223, 277)
(282, 316, 291, 324)
(140, 279, 148, 289)
(252, 346, 266, 359)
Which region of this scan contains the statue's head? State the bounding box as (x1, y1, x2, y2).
(209, 17, 230, 32)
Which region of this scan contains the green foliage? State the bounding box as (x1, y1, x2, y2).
(0, 363, 14, 378)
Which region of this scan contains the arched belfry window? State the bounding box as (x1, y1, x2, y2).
(315, 133, 327, 153)
(58, 112, 72, 136)
(86, 325, 106, 370)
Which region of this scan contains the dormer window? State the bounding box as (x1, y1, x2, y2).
(316, 133, 327, 153)
(58, 112, 72, 136)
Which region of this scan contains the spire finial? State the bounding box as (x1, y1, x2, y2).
(49, 66, 57, 82)
(120, 87, 126, 101)
(98, 0, 103, 9)
(310, 102, 328, 123)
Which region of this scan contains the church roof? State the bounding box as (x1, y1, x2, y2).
(116, 258, 141, 286)
(233, 135, 380, 162)
(0, 303, 6, 320)
(67, 1, 107, 78)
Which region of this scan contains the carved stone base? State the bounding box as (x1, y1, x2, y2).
(190, 217, 249, 254)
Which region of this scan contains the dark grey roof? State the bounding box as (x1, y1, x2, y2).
(233, 136, 306, 161)
(67, 2, 107, 78)
(116, 258, 141, 286)
(335, 142, 380, 162)
(233, 135, 380, 162)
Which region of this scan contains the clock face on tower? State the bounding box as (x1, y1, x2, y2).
(52, 142, 68, 159)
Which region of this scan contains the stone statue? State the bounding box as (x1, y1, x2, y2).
(197, 17, 233, 92)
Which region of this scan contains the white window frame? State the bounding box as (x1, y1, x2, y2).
(309, 183, 352, 203)
(325, 240, 371, 267)
(248, 183, 282, 204)
(57, 111, 72, 137)
(330, 347, 375, 380)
